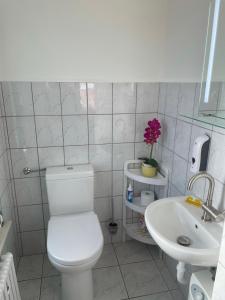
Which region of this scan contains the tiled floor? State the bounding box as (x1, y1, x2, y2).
(17, 240, 185, 300)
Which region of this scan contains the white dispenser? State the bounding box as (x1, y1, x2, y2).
(190, 135, 210, 173)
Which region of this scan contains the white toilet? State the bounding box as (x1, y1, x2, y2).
(46, 164, 103, 300)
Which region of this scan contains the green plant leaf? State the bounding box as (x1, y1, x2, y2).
(144, 158, 159, 168)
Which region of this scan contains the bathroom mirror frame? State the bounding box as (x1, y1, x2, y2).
(182, 0, 225, 129)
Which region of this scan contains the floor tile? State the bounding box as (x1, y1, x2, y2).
(154, 259, 178, 290)
(120, 261, 168, 298)
(17, 255, 43, 281)
(147, 245, 161, 260)
(93, 266, 128, 300)
(170, 289, 185, 300)
(95, 244, 118, 268)
(43, 254, 59, 277)
(130, 291, 173, 299)
(114, 240, 152, 265)
(19, 279, 41, 300)
(40, 276, 61, 300)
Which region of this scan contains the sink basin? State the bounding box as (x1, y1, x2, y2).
(145, 196, 223, 266)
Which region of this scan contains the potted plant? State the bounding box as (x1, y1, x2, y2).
(141, 118, 161, 177)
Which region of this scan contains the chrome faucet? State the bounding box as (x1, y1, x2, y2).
(187, 172, 215, 222)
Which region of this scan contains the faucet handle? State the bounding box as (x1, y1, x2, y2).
(202, 203, 225, 222)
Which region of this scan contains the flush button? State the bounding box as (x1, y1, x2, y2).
(67, 166, 74, 170)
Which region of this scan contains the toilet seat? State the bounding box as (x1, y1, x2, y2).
(47, 211, 103, 267)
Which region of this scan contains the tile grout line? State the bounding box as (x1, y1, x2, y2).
(111, 243, 131, 300)
(86, 83, 91, 164)
(59, 82, 66, 166)
(0, 82, 24, 255)
(31, 82, 46, 252)
(39, 254, 45, 300)
(111, 83, 114, 236)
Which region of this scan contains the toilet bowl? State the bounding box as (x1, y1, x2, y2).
(45, 164, 103, 300)
(47, 212, 103, 300)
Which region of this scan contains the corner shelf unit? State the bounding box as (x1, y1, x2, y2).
(122, 160, 168, 245)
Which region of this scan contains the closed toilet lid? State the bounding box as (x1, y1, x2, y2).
(47, 212, 103, 266)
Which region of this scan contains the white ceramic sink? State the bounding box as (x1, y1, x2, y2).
(145, 196, 223, 267)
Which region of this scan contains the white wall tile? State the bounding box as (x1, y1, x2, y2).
(89, 144, 112, 171)
(208, 131, 225, 184)
(36, 116, 63, 147)
(64, 145, 88, 165)
(32, 82, 61, 115)
(134, 142, 150, 159)
(94, 197, 111, 222)
(211, 179, 225, 211)
(113, 83, 136, 113)
(38, 147, 64, 169)
(63, 115, 88, 146)
(2, 82, 33, 116)
(0, 152, 10, 193)
(0, 118, 7, 157)
(156, 113, 165, 145)
(153, 143, 162, 162)
(21, 230, 46, 255)
(174, 120, 192, 160)
(158, 83, 167, 114)
(61, 82, 87, 115)
(18, 205, 44, 231)
(15, 177, 42, 206)
(11, 148, 39, 178)
(87, 83, 112, 114)
(168, 183, 183, 197)
(113, 196, 123, 219)
(172, 154, 188, 194)
(136, 83, 159, 113)
(88, 115, 112, 144)
(113, 171, 123, 196)
(0, 84, 5, 116)
(199, 82, 221, 112)
(7, 117, 36, 148)
(1, 185, 14, 221)
(218, 83, 225, 111)
(165, 83, 180, 118)
(113, 143, 134, 170)
(43, 203, 50, 229)
(40, 176, 48, 204)
(113, 114, 135, 143)
(161, 147, 173, 176)
(162, 116, 176, 151)
(178, 83, 196, 117)
(135, 113, 156, 142)
(94, 171, 112, 198)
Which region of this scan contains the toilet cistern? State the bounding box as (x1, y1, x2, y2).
(46, 164, 103, 300)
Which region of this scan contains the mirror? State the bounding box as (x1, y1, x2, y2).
(198, 0, 225, 125)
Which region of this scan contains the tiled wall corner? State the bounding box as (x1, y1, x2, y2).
(157, 82, 225, 298)
(1, 81, 159, 254)
(2, 80, 225, 298)
(0, 83, 21, 266)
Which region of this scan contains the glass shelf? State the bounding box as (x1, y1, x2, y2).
(181, 113, 225, 129)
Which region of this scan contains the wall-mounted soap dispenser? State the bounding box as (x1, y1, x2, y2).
(190, 134, 210, 173)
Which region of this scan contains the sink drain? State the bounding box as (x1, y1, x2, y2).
(177, 235, 191, 247)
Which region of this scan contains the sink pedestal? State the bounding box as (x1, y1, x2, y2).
(176, 261, 187, 284)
